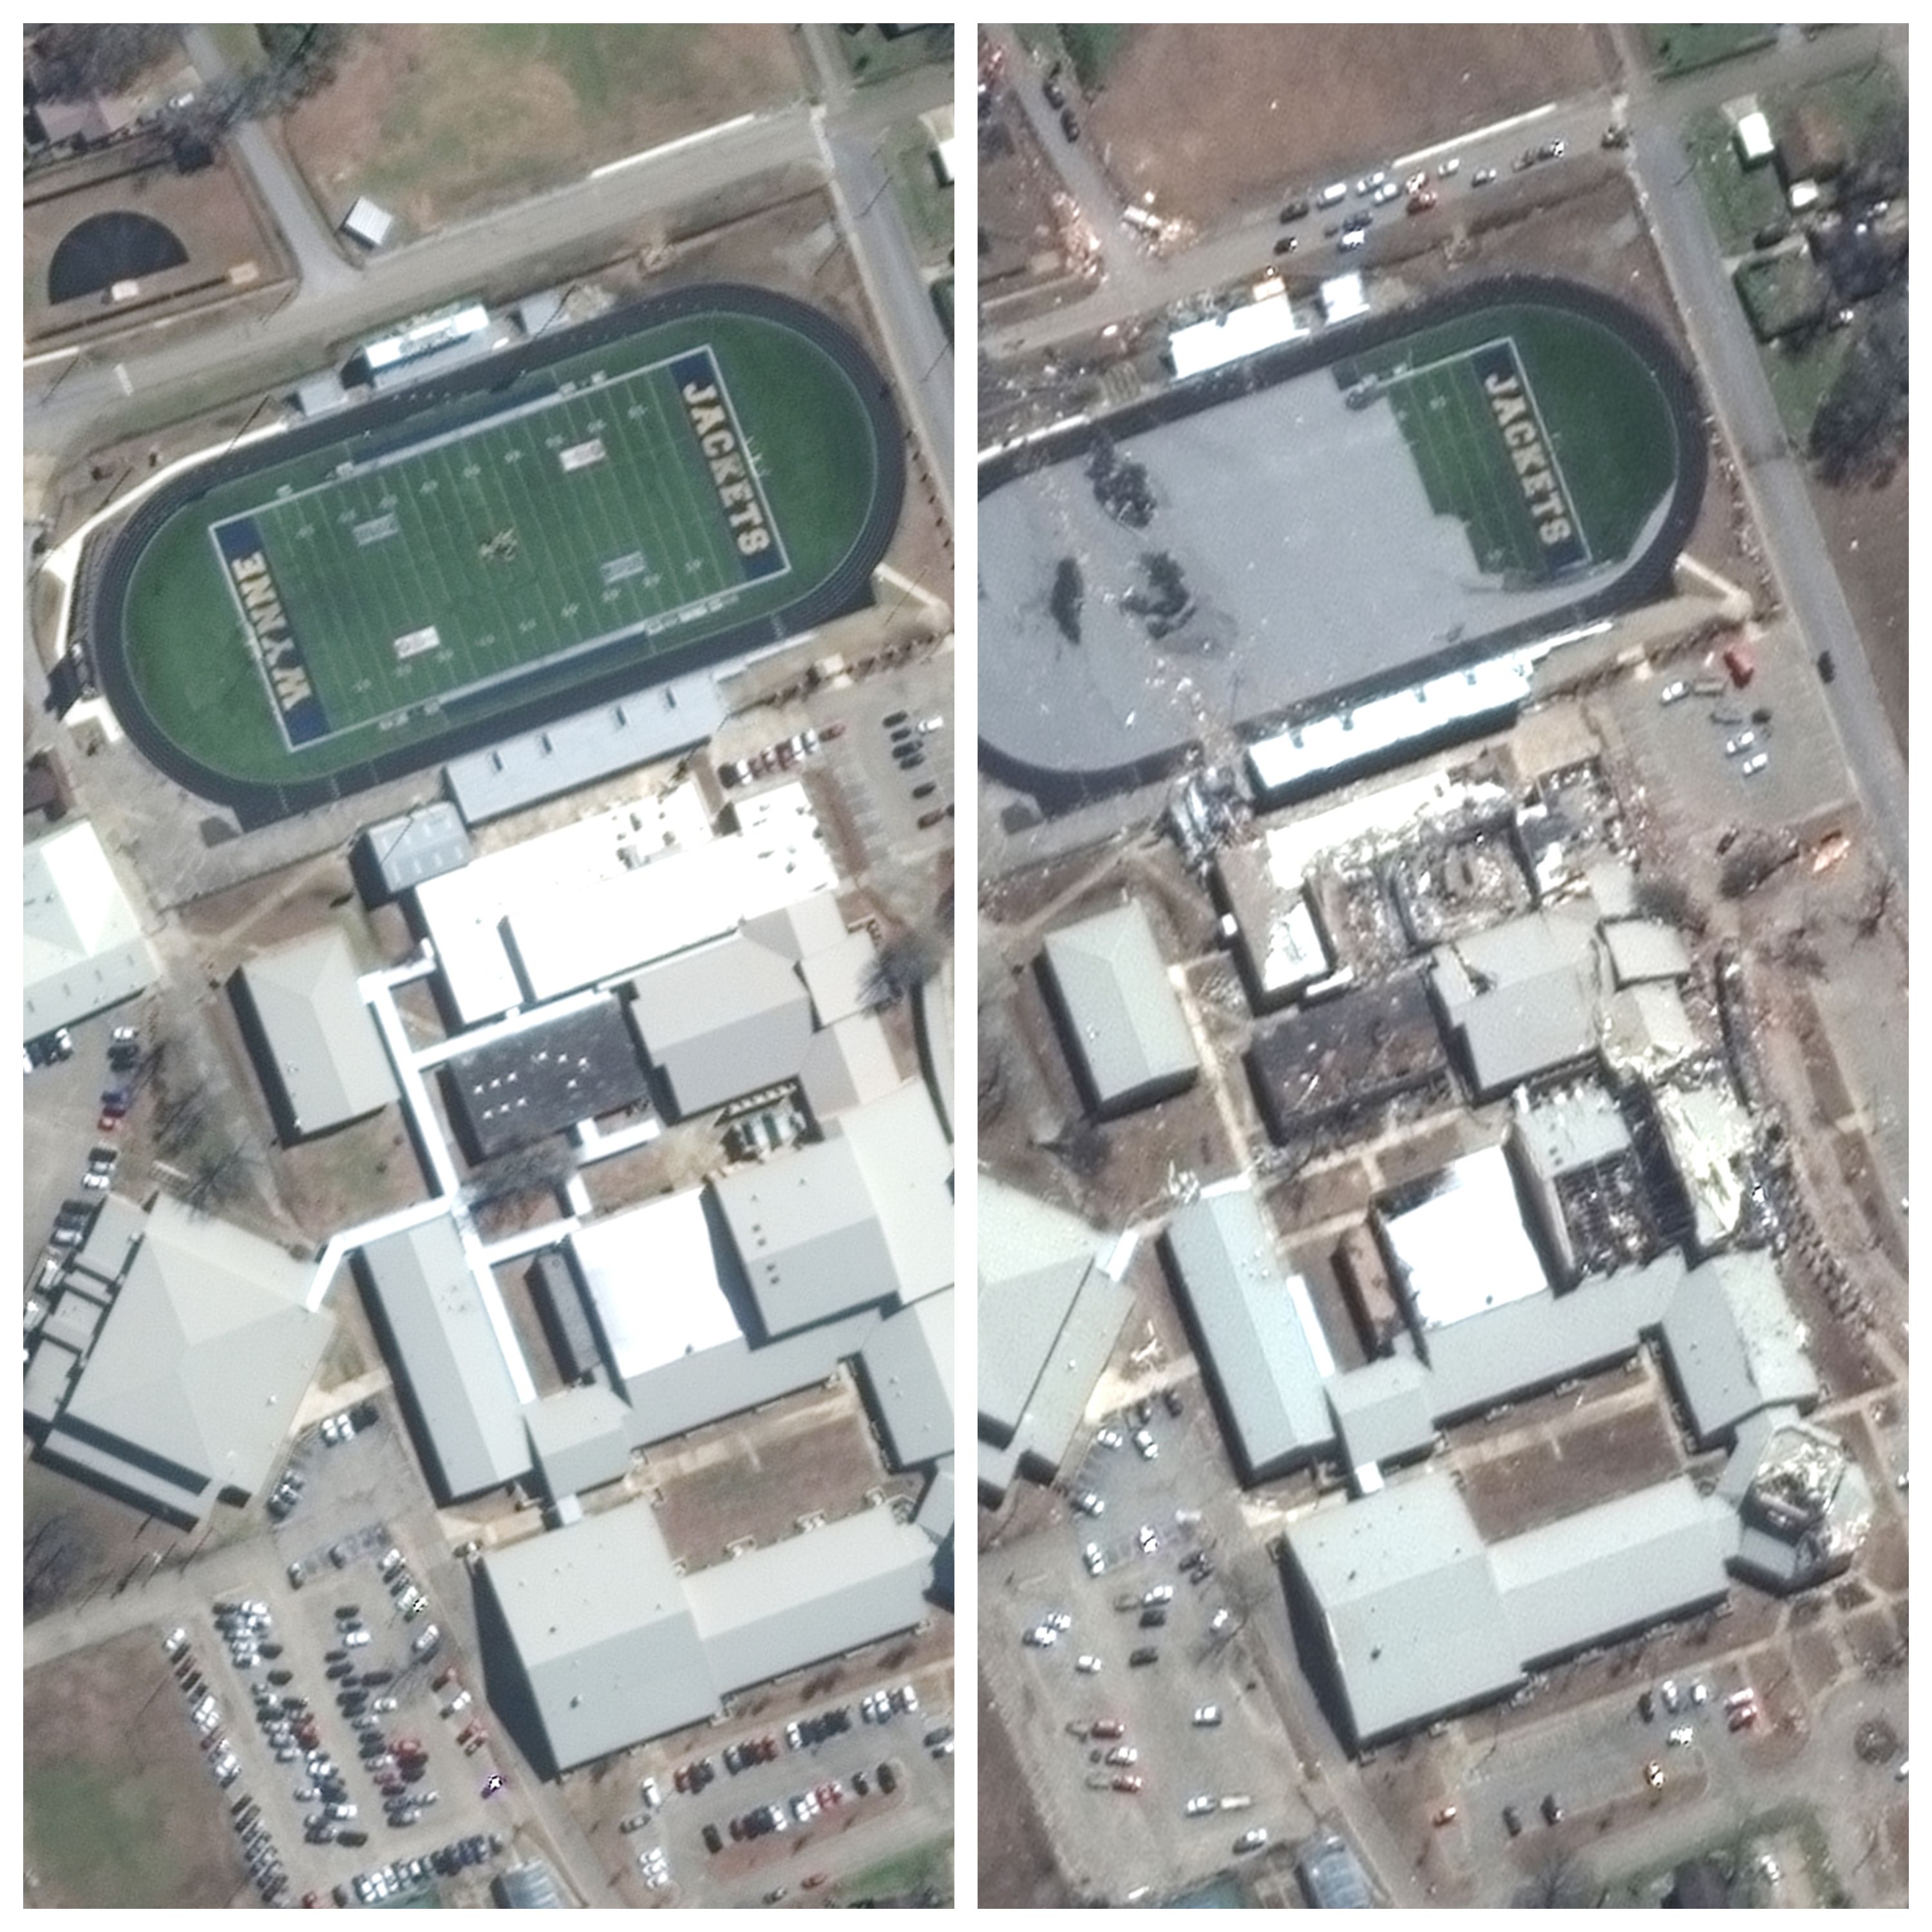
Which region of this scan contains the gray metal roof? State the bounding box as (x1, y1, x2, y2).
(627, 934, 813, 1119)
(857, 1289, 954, 1470)
(1602, 918, 1694, 986)
(1041, 900, 1199, 1112)
(1660, 1251, 1819, 1447)
(1490, 1476, 1734, 1667)
(358, 1217, 532, 1500)
(444, 674, 726, 826)
(1419, 1255, 1683, 1424)
(493, 1861, 565, 1908)
(713, 1140, 899, 1338)
(916, 1455, 955, 1544)
(616, 1307, 882, 1449)
(484, 1500, 717, 1772)
(741, 891, 849, 963)
(243, 927, 397, 1135)
(524, 1384, 632, 1499)
(1161, 1187, 1336, 1482)
(1511, 1083, 1633, 1180)
(1283, 1474, 1524, 1747)
(976, 1179, 1133, 1497)
(24, 820, 158, 1035)
(69, 1193, 146, 1289)
(1323, 1355, 1437, 1471)
(799, 1012, 902, 1121)
(799, 929, 881, 1027)
(528, 1249, 601, 1383)
(1297, 1834, 1373, 1910)
(831, 1082, 954, 1306)
(684, 1503, 933, 1694)
(50, 1195, 329, 1524)
(23, 1335, 79, 1426)
(1454, 965, 1600, 1097)
(357, 802, 472, 898)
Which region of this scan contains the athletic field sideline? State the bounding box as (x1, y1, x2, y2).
(106, 291, 896, 798)
(1379, 336, 1592, 583)
(211, 343, 788, 750)
(1334, 298, 1680, 584)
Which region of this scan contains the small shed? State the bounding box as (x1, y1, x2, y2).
(341, 196, 395, 250)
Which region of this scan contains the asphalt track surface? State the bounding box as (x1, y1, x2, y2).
(79, 284, 904, 827)
(978, 275, 1706, 810)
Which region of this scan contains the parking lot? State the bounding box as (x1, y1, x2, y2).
(808, 659, 956, 876)
(980, 1381, 1320, 1898)
(23, 1008, 144, 1280)
(595, 1662, 957, 1906)
(1615, 628, 1852, 836)
(151, 1412, 525, 1905)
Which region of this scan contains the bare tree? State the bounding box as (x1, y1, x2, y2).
(1513, 1850, 1598, 1909)
(29, 24, 178, 100)
(864, 929, 938, 1009)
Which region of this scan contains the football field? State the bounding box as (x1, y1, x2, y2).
(211, 345, 787, 749)
(1381, 337, 1591, 583)
(99, 287, 902, 813)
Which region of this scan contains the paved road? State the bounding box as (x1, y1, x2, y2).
(26, 109, 826, 466)
(1618, 24, 1908, 878)
(182, 26, 358, 298)
(821, 124, 954, 511)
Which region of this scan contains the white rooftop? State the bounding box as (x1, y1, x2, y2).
(24, 820, 157, 1036)
(1319, 271, 1370, 323)
(1383, 1144, 1548, 1331)
(1170, 289, 1307, 380)
(569, 1191, 742, 1380)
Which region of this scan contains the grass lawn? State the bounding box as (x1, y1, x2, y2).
(1765, 55, 1908, 160)
(836, 24, 952, 87)
(1761, 325, 1857, 444)
(283, 25, 802, 238)
(1016, 23, 1133, 93)
(882, 122, 955, 270)
(1683, 106, 1790, 254)
(203, 23, 269, 75)
(843, 1834, 954, 1903)
(1600, 1799, 1844, 1908)
(27, 1761, 206, 1908)
(1645, 24, 1776, 78)
(116, 305, 885, 785)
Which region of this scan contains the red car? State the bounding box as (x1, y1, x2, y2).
(97, 1110, 122, 1132)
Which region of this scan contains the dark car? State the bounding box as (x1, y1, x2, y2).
(258, 1642, 283, 1658)
(876, 1761, 898, 1794)
(703, 1823, 724, 1855)
(268, 1669, 294, 1685)
(361, 1669, 393, 1687)
(1162, 1385, 1185, 1417)
(1279, 198, 1311, 223)
(1541, 1794, 1564, 1825)
(350, 1401, 379, 1430)
(1502, 1804, 1523, 1837)
(1139, 1607, 1168, 1628)
(1043, 77, 1065, 110)
(326, 1662, 354, 1681)
(1817, 651, 1836, 683)
(1129, 1647, 1159, 1667)
(339, 1830, 368, 1848)
(882, 710, 907, 728)
(335, 1605, 361, 1622)
(323, 1649, 348, 1664)
(1060, 107, 1080, 141)
(1273, 236, 1299, 254)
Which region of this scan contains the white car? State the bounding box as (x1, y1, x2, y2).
(918, 715, 944, 734)
(164, 1627, 188, 1657)
(1741, 752, 1769, 777)
(1075, 1654, 1103, 1674)
(1184, 1794, 1218, 1817)
(1667, 1725, 1696, 1747)
(1072, 1491, 1105, 1517)
(1193, 1705, 1222, 1727)
(1083, 1543, 1106, 1577)
(1137, 1526, 1160, 1555)
(1208, 1607, 1232, 1634)
(1025, 1625, 1058, 1648)
(1725, 732, 1756, 757)
(1133, 1428, 1159, 1461)
(1045, 1611, 1073, 1633)
(411, 1624, 441, 1658)
(1142, 1586, 1175, 1606)
(1658, 679, 1689, 705)
(1437, 157, 1461, 178)
(1339, 227, 1368, 251)
(345, 1628, 372, 1647)
(1094, 1428, 1124, 1450)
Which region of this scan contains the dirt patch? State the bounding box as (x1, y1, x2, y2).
(978, 1671, 1072, 1908)
(1808, 455, 1908, 755)
(282, 24, 805, 240)
(1461, 1399, 1685, 1540)
(1079, 24, 1611, 231)
(26, 1627, 250, 1908)
(647, 1382, 908, 1570)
